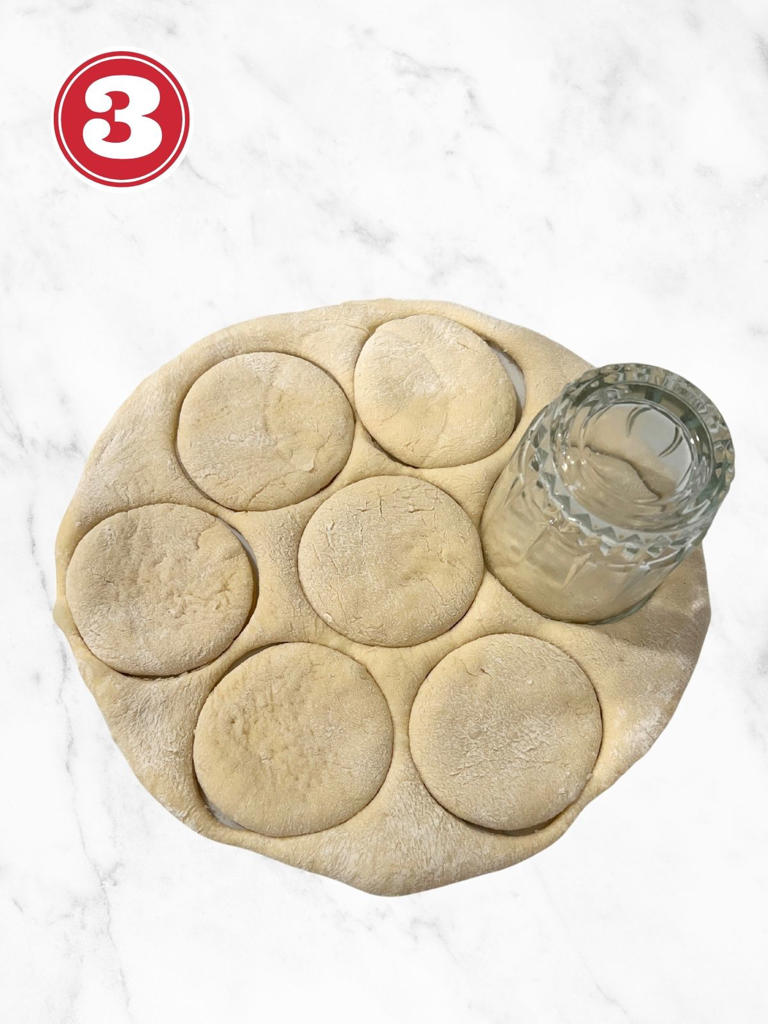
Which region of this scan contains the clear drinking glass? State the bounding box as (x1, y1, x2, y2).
(481, 363, 734, 623)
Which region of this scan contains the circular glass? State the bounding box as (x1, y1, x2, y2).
(481, 363, 734, 623)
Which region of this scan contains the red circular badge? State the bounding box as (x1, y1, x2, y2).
(54, 52, 190, 187)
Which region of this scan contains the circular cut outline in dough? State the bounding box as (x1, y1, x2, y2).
(353, 315, 518, 468)
(66, 503, 256, 678)
(192, 642, 394, 837)
(177, 351, 356, 511)
(297, 474, 484, 647)
(409, 633, 603, 832)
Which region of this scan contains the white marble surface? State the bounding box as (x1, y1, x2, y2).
(2, 1, 767, 1021)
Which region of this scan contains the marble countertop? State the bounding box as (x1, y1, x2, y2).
(2, 1, 767, 1021)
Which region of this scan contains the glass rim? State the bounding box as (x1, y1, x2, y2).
(530, 362, 735, 551)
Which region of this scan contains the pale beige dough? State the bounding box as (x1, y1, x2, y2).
(409, 633, 603, 831)
(298, 475, 484, 647)
(177, 351, 354, 510)
(353, 315, 518, 467)
(66, 504, 254, 677)
(193, 643, 393, 836)
(53, 299, 711, 895)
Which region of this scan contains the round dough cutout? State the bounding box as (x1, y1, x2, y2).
(409, 633, 602, 831)
(354, 315, 517, 467)
(298, 475, 483, 647)
(193, 643, 394, 837)
(177, 352, 354, 511)
(66, 504, 255, 677)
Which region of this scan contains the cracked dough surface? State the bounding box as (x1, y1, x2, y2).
(193, 643, 393, 837)
(177, 351, 354, 510)
(54, 299, 710, 895)
(65, 504, 254, 677)
(298, 475, 484, 647)
(409, 633, 603, 831)
(354, 314, 518, 467)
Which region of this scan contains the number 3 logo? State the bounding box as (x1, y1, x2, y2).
(83, 75, 162, 159)
(54, 52, 190, 187)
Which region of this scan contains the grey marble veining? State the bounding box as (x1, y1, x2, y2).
(2, 1, 768, 1022)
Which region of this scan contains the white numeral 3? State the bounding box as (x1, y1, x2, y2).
(83, 75, 162, 158)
